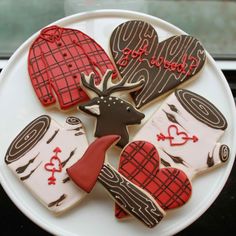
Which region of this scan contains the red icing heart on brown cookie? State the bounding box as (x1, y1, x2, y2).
(115, 140, 192, 219)
(110, 20, 206, 108)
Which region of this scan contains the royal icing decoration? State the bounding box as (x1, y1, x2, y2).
(79, 69, 145, 148)
(110, 20, 206, 108)
(133, 89, 230, 178)
(28, 25, 116, 110)
(115, 140, 192, 219)
(5, 115, 88, 214)
(44, 147, 63, 185)
(157, 124, 198, 146)
(67, 135, 165, 228)
(67, 135, 118, 193)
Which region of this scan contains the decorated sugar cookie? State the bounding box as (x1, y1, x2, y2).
(28, 25, 116, 110)
(133, 89, 230, 178)
(110, 20, 206, 108)
(67, 135, 165, 228)
(79, 69, 145, 148)
(5, 115, 88, 214)
(115, 140, 192, 219)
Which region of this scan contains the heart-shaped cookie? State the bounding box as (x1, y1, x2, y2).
(110, 20, 206, 108)
(115, 140, 192, 219)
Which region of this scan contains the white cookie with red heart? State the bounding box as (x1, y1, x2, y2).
(5, 115, 88, 214)
(134, 89, 230, 178)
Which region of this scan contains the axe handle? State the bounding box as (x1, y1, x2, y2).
(97, 163, 165, 228)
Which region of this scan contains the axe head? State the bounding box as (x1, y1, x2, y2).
(67, 135, 120, 193)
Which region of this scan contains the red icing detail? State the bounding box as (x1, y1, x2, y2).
(157, 133, 174, 141)
(118, 45, 199, 76)
(39, 25, 63, 43)
(150, 54, 199, 75)
(117, 44, 148, 67)
(110, 21, 206, 109)
(115, 140, 192, 219)
(44, 147, 63, 185)
(157, 125, 198, 146)
(67, 135, 120, 193)
(53, 147, 62, 153)
(28, 25, 116, 110)
(115, 209, 127, 219)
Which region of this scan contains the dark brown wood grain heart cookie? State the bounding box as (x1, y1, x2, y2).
(110, 20, 206, 109)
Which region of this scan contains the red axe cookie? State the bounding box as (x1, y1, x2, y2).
(28, 25, 116, 110)
(67, 135, 165, 228)
(115, 140, 192, 219)
(110, 20, 206, 109)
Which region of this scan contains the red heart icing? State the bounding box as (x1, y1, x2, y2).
(44, 156, 62, 173)
(157, 124, 199, 146)
(115, 140, 192, 219)
(168, 125, 189, 146)
(110, 20, 206, 108)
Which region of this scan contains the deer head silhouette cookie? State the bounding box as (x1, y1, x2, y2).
(79, 69, 145, 148)
(5, 115, 88, 214)
(110, 20, 206, 109)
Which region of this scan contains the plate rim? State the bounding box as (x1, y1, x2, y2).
(0, 9, 236, 236)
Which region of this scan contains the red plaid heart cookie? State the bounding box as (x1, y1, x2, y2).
(28, 25, 116, 110)
(115, 140, 192, 219)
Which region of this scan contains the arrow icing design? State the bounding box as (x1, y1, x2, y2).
(44, 147, 63, 185)
(157, 125, 198, 146)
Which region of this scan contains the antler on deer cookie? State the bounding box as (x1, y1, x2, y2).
(80, 69, 144, 98)
(79, 69, 145, 148)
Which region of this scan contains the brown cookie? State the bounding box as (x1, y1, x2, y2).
(110, 20, 206, 108)
(79, 69, 145, 148)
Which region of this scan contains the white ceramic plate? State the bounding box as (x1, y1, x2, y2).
(0, 10, 235, 236)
